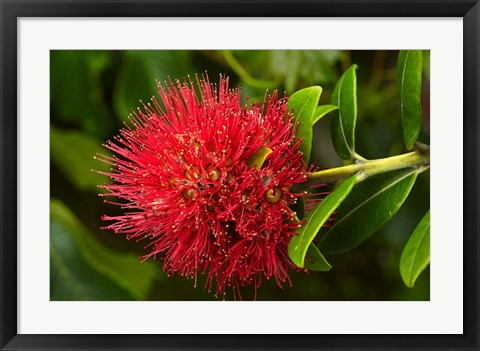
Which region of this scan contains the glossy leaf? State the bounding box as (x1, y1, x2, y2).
(397, 50, 423, 150)
(288, 175, 356, 267)
(287, 86, 322, 164)
(305, 244, 332, 271)
(50, 127, 110, 192)
(247, 147, 272, 169)
(320, 168, 418, 254)
(400, 210, 430, 288)
(330, 64, 358, 160)
(51, 200, 162, 300)
(313, 104, 339, 124)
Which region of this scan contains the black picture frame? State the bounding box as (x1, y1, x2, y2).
(1, 1, 479, 350)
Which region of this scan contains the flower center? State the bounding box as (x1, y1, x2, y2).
(265, 187, 281, 203)
(208, 168, 220, 181)
(182, 188, 196, 200)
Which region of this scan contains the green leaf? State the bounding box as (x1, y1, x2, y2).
(397, 50, 423, 150)
(422, 50, 430, 81)
(50, 127, 110, 192)
(114, 51, 195, 122)
(400, 210, 430, 288)
(313, 104, 339, 124)
(247, 147, 272, 169)
(287, 86, 322, 164)
(268, 50, 341, 93)
(304, 244, 332, 271)
(288, 175, 356, 267)
(50, 50, 113, 139)
(51, 199, 163, 300)
(51, 205, 135, 301)
(229, 50, 341, 93)
(51, 230, 135, 301)
(320, 168, 418, 254)
(330, 64, 358, 160)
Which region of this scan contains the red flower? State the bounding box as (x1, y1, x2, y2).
(97, 75, 311, 299)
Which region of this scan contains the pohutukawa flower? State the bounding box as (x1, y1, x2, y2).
(97, 75, 313, 299)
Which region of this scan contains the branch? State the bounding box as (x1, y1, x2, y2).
(307, 147, 430, 185)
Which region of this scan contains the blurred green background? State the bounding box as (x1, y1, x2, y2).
(50, 50, 430, 301)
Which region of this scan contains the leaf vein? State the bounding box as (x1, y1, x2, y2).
(327, 170, 415, 232)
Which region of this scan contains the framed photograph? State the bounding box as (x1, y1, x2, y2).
(1, 1, 478, 350)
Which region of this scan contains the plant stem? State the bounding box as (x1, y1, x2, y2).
(307, 148, 430, 185)
(222, 50, 279, 89)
